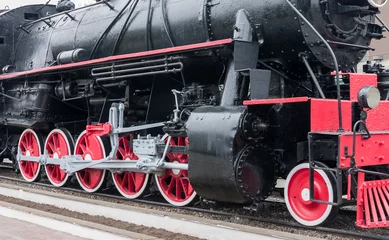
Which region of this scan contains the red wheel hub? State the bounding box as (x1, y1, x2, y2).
(112, 136, 149, 198)
(156, 137, 196, 206)
(45, 130, 71, 186)
(19, 129, 41, 181)
(75, 132, 106, 191)
(287, 168, 330, 222)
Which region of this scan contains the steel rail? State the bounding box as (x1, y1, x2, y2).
(0, 174, 387, 240)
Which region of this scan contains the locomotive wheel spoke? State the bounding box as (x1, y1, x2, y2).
(112, 136, 150, 199)
(47, 142, 55, 152)
(118, 147, 126, 158)
(20, 141, 27, 151)
(79, 143, 87, 154)
(155, 137, 197, 206)
(75, 131, 107, 193)
(18, 129, 42, 183)
(181, 179, 189, 198)
(127, 173, 135, 191)
(175, 179, 183, 200)
(167, 178, 176, 194)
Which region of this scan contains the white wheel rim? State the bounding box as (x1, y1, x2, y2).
(112, 171, 150, 199)
(154, 174, 197, 207)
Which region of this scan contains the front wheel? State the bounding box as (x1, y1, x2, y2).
(284, 162, 339, 226)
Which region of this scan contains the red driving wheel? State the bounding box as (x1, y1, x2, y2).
(44, 129, 74, 187)
(155, 136, 197, 206)
(112, 136, 150, 199)
(74, 131, 107, 193)
(18, 129, 43, 182)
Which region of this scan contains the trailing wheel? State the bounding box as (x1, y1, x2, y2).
(44, 129, 74, 187)
(285, 162, 338, 226)
(18, 129, 43, 182)
(155, 137, 197, 206)
(112, 136, 150, 199)
(74, 131, 108, 193)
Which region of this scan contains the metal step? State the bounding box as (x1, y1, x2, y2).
(357, 179, 389, 228)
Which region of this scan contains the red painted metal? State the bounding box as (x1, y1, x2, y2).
(347, 73, 377, 102)
(356, 179, 389, 228)
(356, 172, 366, 227)
(243, 97, 309, 106)
(86, 123, 112, 137)
(365, 102, 389, 131)
(0, 39, 233, 80)
(338, 133, 389, 168)
(329, 72, 377, 102)
(310, 99, 352, 132)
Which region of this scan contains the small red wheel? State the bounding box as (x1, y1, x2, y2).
(74, 131, 107, 193)
(44, 129, 74, 187)
(18, 129, 43, 182)
(155, 136, 197, 206)
(285, 162, 338, 226)
(112, 136, 150, 199)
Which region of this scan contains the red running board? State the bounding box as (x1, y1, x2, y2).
(0, 39, 233, 80)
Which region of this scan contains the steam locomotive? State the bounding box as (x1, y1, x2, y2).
(1, 0, 389, 228)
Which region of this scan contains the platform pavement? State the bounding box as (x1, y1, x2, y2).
(0, 215, 87, 240)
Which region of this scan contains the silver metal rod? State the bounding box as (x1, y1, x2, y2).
(158, 136, 172, 166)
(113, 122, 165, 134)
(92, 62, 182, 77)
(301, 55, 326, 99)
(159, 162, 188, 170)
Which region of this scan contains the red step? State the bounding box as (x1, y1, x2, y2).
(357, 180, 389, 228)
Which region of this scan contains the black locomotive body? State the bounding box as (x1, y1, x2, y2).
(1, 0, 389, 228)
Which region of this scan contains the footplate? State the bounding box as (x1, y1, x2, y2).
(357, 179, 389, 228)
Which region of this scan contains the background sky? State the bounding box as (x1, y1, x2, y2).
(2, 0, 95, 9)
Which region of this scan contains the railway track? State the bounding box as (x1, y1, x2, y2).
(0, 171, 387, 240)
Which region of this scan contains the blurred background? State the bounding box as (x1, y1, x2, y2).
(362, 4, 389, 70)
